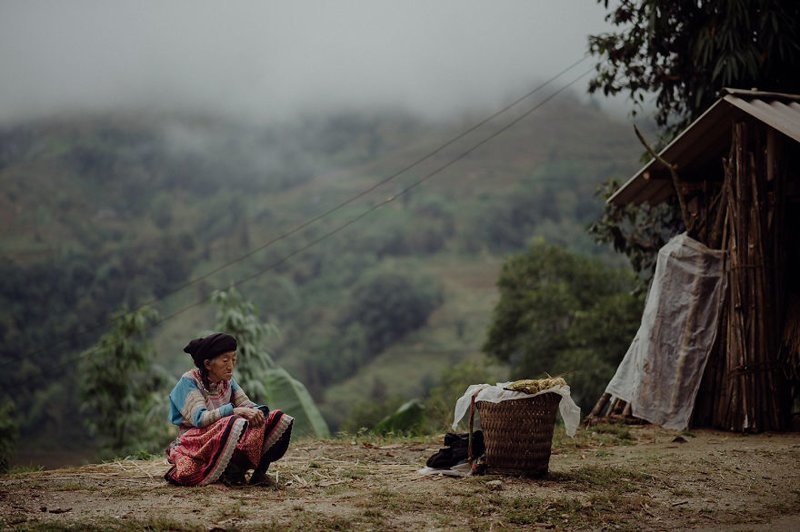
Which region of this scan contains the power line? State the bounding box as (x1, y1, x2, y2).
(2, 66, 594, 392)
(1, 55, 590, 369)
(133, 65, 596, 332)
(135, 55, 591, 308)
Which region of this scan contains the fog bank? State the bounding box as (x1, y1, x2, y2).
(0, 0, 612, 124)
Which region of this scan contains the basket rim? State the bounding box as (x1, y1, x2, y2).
(475, 391, 561, 407)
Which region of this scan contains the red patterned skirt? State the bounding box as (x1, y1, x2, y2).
(165, 409, 293, 486)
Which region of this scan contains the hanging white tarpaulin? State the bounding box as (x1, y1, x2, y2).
(606, 233, 726, 430)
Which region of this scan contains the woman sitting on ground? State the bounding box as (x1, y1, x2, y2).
(164, 332, 293, 486)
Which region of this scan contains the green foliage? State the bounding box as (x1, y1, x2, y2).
(296, 323, 369, 392)
(588, 1, 800, 279)
(341, 268, 443, 353)
(2, 102, 642, 458)
(0, 398, 18, 473)
(482, 240, 642, 407)
(212, 287, 277, 401)
(372, 399, 426, 435)
(424, 358, 508, 432)
(465, 161, 615, 255)
(264, 367, 331, 438)
(550, 349, 616, 409)
(212, 287, 330, 438)
(79, 307, 170, 455)
(589, 0, 800, 138)
(589, 180, 684, 290)
(340, 396, 406, 435)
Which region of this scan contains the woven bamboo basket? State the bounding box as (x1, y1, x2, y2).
(476, 392, 561, 477)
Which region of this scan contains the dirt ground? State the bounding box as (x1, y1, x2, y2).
(1, 425, 799, 531)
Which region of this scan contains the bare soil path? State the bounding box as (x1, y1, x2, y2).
(1, 425, 799, 530)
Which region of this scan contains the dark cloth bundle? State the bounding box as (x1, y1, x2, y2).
(183, 333, 237, 368)
(426, 431, 484, 469)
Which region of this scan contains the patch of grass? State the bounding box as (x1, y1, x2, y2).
(459, 492, 591, 528)
(587, 493, 622, 512)
(340, 466, 369, 480)
(332, 432, 435, 447)
(212, 499, 249, 522)
(360, 508, 388, 526)
(550, 465, 654, 492)
(52, 481, 85, 492)
(465, 496, 502, 519)
(7, 465, 45, 475)
(362, 487, 452, 514)
(10, 516, 203, 531)
(322, 484, 350, 496)
(552, 423, 636, 453)
(137, 517, 205, 531)
(489, 496, 592, 528)
(500, 496, 548, 526)
(592, 423, 634, 440)
(283, 512, 357, 531)
(104, 487, 146, 497)
(121, 450, 161, 461)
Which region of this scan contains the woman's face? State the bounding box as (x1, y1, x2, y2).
(204, 350, 237, 383)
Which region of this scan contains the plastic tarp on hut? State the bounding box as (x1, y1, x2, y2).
(605, 233, 726, 430)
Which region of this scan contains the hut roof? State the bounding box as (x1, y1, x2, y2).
(609, 88, 800, 206)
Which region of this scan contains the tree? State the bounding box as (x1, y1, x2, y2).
(587, 0, 800, 278)
(588, 180, 684, 290)
(79, 307, 170, 455)
(589, 0, 800, 138)
(340, 269, 443, 354)
(482, 240, 642, 408)
(0, 399, 18, 473)
(212, 287, 330, 438)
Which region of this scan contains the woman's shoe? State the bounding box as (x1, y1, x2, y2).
(248, 471, 273, 487)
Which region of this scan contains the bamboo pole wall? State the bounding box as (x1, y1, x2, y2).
(708, 121, 790, 431)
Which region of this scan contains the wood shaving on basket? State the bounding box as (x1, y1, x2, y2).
(504, 377, 567, 395)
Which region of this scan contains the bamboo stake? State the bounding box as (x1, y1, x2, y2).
(633, 125, 693, 233)
(735, 122, 749, 431)
(588, 393, 612, 419)
(751, 150, 762, 431)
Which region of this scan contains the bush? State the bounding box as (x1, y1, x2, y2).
(79, 307, 170, 456)
(341, 268, 443, 354)
(424, 359, 508, 433)
(0, 398, 18, 473)
(483, 240, 642, 403)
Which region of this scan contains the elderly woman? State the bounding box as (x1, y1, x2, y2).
(164, 333, 293, 486)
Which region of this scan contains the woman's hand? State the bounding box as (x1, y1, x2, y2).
(234, 407, 265, 427)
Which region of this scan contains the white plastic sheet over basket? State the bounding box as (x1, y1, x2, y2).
(452, 383, 580, 437)
(606, 233, 726, 430)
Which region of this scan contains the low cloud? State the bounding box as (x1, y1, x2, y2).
(0, 0, 611, 124)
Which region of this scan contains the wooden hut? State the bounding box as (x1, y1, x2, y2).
(592, 89, 800, 432)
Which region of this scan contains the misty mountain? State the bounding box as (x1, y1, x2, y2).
(0, 93, 640, 442)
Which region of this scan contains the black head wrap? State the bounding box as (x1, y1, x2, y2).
(183, 333, 237, 368)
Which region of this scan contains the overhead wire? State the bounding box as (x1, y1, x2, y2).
(157, 65, 596, 326)
(1, 54, 591, 370)
(3, 62, 595, 388)
(135, 54, 592, 309)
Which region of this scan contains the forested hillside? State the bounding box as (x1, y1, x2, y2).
(0, 92, 642, 461)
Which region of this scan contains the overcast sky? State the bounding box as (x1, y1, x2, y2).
(0, 0, 616, 125)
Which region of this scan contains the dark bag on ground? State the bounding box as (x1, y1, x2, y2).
(426, 431, 484, 468)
